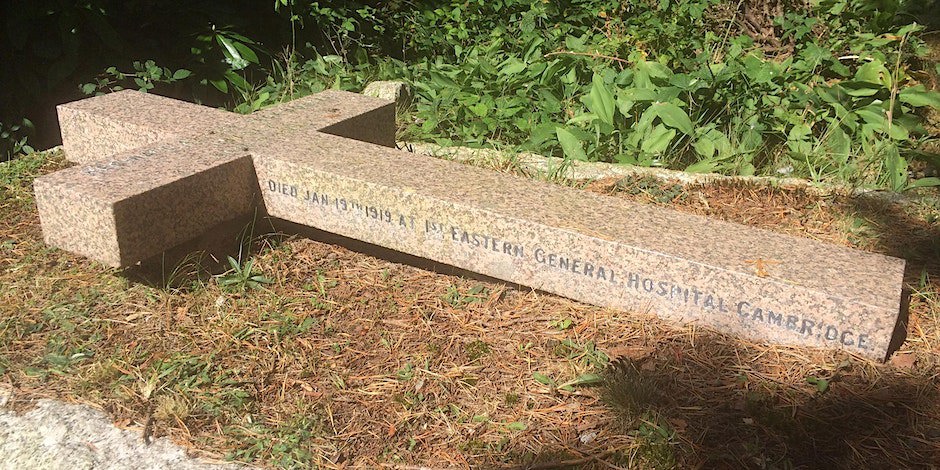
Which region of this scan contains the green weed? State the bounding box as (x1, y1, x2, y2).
(226, 413, 323, 467)
(217, 256, 274, 292)
(634, 414, 678, 469)
(266, 0, 940, 191)
(442, 284, 487, 307)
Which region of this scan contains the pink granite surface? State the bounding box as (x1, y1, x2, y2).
(254, 132, 905, 361)
(35, 90, 906, 360)
(36, 90, 395, 266)
(56, 91, 241, 164)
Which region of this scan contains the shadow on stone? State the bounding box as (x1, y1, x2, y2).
(267, 219, 532, 292)
(120, 213, 266, 287)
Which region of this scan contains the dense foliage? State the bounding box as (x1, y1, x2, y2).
(3, 0, 940, 190)
(270, 0, 940, 190)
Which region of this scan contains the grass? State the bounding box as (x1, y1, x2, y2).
(1, 149, 939, 468)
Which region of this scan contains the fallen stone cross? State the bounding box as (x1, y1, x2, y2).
(34, 90, 907, 361)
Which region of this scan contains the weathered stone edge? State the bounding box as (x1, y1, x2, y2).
(401, 141, 940, 204)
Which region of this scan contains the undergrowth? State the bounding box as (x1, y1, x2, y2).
(56, 0, 940, 189)
(6, 1, 940, 186)
(227, 1, 940, 190)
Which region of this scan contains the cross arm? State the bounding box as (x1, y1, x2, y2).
(57, 90, 398, 166)
(57, 90, 243, 164)
(34, 135, 257, 267)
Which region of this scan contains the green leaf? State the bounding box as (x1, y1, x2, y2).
(898, 85, 940, 108)
(640, 60, 672, 79)
(887, 123, 909, 141)
(540, 59, 566, 85)
(232, 40, 259, 64)
(532, 372, 553, 385)
(209, 78, 228, 93)
(693, 136, 716, 159)
(567, 113, 597, 125)
(586, 74, 616, 125)
(788, 123, 812, 141)
(840, 81, 880, 97)
(224, 70, 250, 92)
(555, 127, 588, 161)
(855, 107, 886, 127)
(565, 35, 586, 52)
(619, 87, 659, 102)
(634, 106, 658, 136)
(909, 177, 940, 188)
(469, 102, 489, 117)
(806, 376, 830, 393)
(560, 373, 604, 387)
(429, 70, 457, 88)
(686, 160, 717, 173)
(854, 59, 891, 88)
(884, 145, 908, 192)
(504, 421, 527, 431)
(172, 69, 192, 80)
(500, 59, 526, 76)
(616, 98, 635, 118)
(641, 124, 676, 154)
(217, 35, 249, 70)
(653, 102, 693, 135)
(249, 275, 274, 285)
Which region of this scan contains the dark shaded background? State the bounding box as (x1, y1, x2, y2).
(0, 0, 291, 153)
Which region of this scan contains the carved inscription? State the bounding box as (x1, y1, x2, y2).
(267, 179, 875, 353)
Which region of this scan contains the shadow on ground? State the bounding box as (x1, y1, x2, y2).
(517, 335, 940, 469)
(850, 194, 940, 282)
(122, 213, 529, 293)
(116, 203, 938, 469)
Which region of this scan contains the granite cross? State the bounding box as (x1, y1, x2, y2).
(34, 90, 907, 361)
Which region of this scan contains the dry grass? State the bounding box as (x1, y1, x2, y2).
(1, 150, 939, 469)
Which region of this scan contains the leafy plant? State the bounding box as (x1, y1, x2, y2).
(375, 0, 940, 190)
(0, 119, 34, 161)
(550, 317, 573, 331)
(533, 371, 604, 392)
(396, 362, 415, 381)
(82, 61, 192, 95)
(217, 256, 274, 291)
(442, 284, 487, 307)
(81, 25, 264, 99)
(55, 0, 940, 193)
(806, 375, 831, 393)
